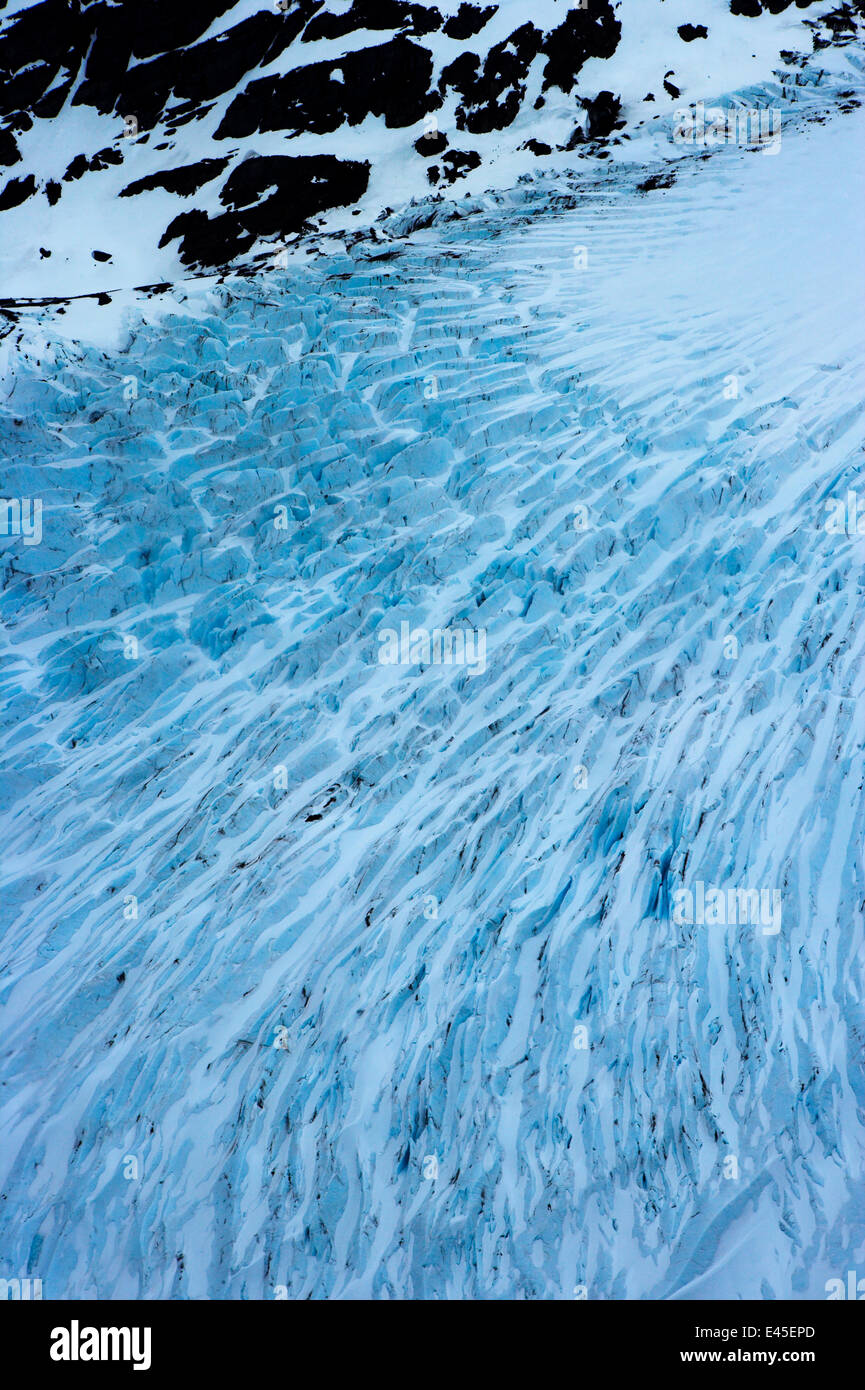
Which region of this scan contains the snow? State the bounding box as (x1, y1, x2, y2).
(0, 2, 863, 1303)
(2, 0, 863, 296)
(1, 0, 865, 1301)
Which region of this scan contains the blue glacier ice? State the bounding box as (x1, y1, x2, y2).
(1, 99, 864, 1301)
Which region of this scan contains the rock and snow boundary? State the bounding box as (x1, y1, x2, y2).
(1, 0, 864, 302)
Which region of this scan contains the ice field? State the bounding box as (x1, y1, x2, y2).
(1, 76, 864, 1298)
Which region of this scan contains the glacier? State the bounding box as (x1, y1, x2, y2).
(1, 92, 864, 1298)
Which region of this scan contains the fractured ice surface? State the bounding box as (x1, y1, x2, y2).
(0, 104, 864, 1299)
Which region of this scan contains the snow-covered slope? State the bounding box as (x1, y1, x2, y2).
(1, 0, 864, 297)
(0, 70, 863, 1297)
